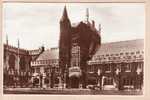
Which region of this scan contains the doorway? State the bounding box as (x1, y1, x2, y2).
(70, 76, 79, 88)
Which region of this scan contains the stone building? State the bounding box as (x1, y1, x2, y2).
(3, 39, 144, 90)
(59, 6, 101, 88)
(31, 48, 60, 88)
(3, 42, 44, 87)
(3, 6, 144, 90)
(87, 39, 144, 90)
(29, 39, 143, 90)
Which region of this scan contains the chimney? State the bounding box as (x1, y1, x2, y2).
(41, 46, 45, 52)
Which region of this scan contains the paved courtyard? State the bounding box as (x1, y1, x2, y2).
(3, 88, 143, 95)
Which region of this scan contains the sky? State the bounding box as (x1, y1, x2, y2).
(3, 3, 145, 50)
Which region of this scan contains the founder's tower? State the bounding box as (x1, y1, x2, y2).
(59, 6, 71, 87)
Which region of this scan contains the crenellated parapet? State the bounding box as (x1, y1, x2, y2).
(3, 44, 45, 73)
(4, 44, 29, 55)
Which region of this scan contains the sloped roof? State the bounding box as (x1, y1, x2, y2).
(35, 39, 144, 61)
(95, 39, 144, 56)
(36, 48, 59, 61)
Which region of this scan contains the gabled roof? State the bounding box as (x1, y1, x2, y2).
(36, 48, 59, 61)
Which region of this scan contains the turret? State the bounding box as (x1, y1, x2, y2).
(59, 6, 71, 47)
(86, 8, 89, 23)
(99, 24, 101, 33)
(59, 6, 71, 46)
(6, 34, 8, 45)
(59, 6, 72, 76)
(60, 6, 70, 23)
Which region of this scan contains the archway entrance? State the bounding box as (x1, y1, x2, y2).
(70, 76, 80, 88)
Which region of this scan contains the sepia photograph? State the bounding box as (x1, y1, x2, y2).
(2, 2, 145, 95)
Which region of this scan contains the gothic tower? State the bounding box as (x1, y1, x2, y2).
(59, 6, 71, 84)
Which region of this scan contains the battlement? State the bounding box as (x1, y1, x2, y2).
(3, 44, 45, 56)
(4, 44, 29, 55)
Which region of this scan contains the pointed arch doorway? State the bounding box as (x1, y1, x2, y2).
(70, 76, 80, 88)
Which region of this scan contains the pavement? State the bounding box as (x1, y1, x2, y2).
(3, 88, 143, 95)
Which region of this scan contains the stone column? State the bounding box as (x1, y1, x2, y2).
(101, 76, 105, 90)
(6, 53, 9, 70)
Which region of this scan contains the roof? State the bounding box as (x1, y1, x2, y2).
(95, 39, 144, 56)
(36, 48, 59, 61)
(35, 39, 144, 61)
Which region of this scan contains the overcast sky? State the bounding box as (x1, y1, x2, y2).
(3, 3, 145, 50)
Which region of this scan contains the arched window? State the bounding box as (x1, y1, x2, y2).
(19, 56, 26, 71)
(8, 54, 16, 70)
(4, 51, 6, 61)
